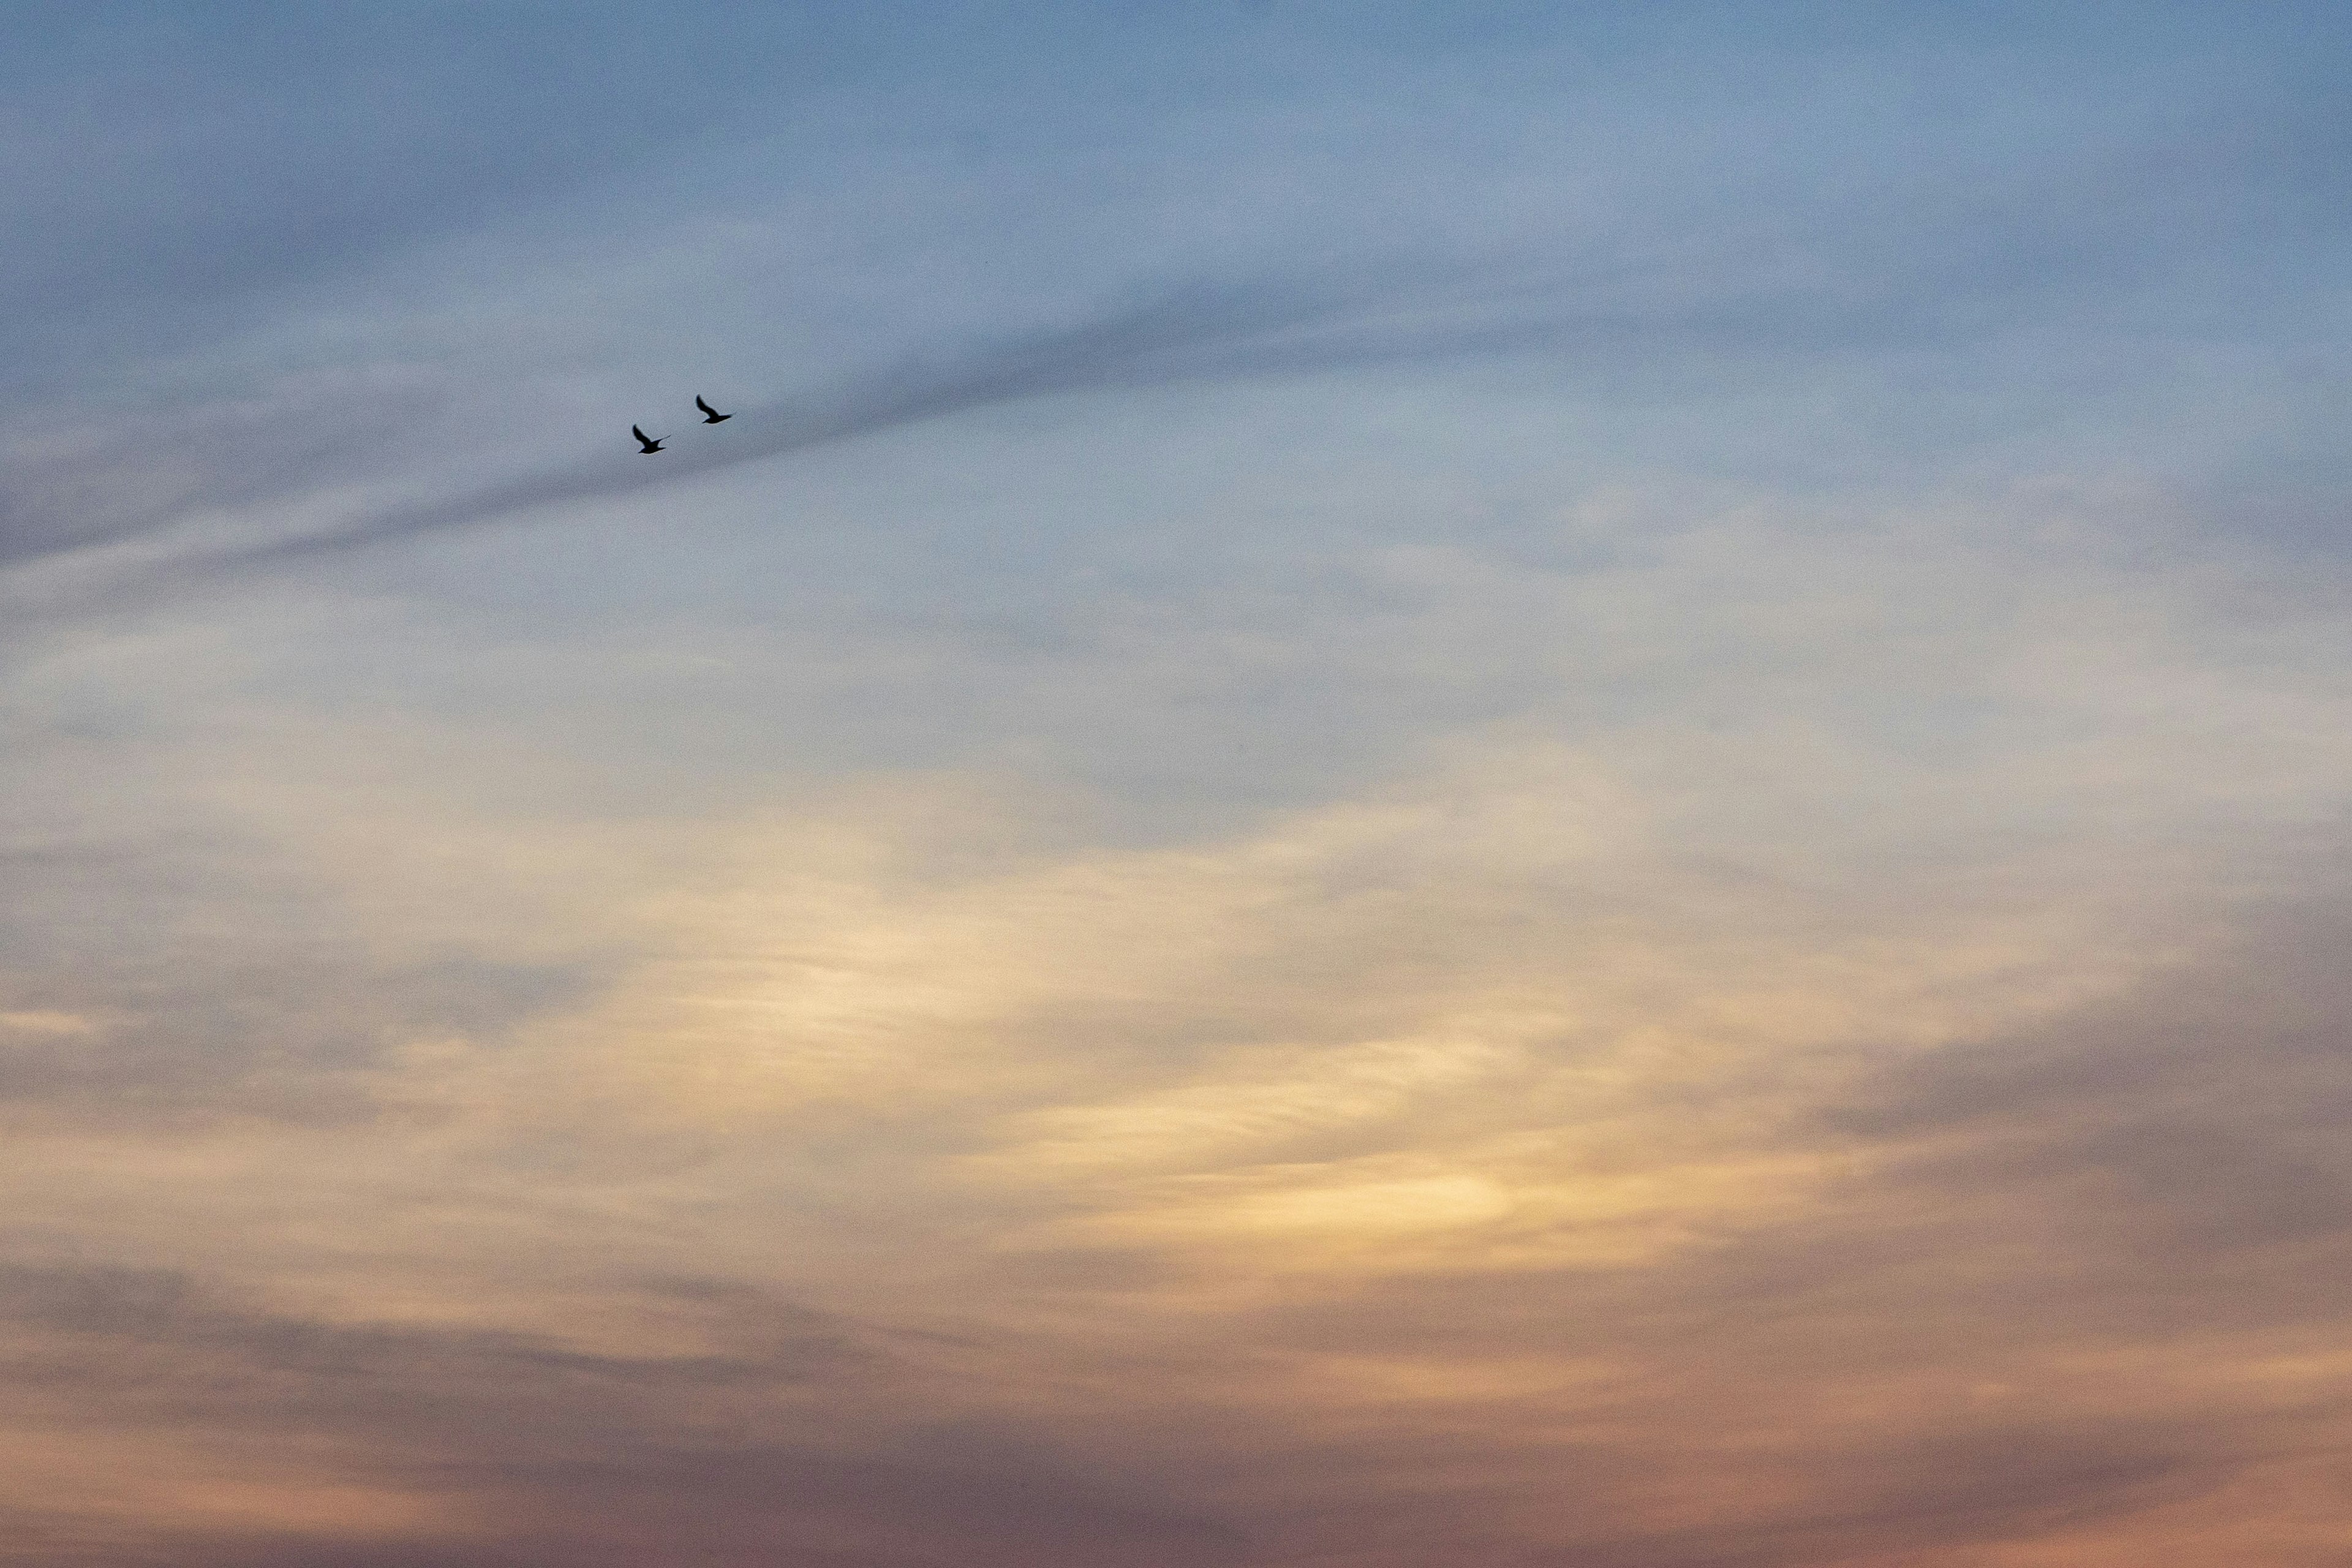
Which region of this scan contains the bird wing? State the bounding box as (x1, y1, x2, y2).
(695, 396, 717, 416)
(633, 425, 650, 442)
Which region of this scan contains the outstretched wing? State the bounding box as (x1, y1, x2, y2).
(694, 396, 716, 417)
(632, 425, 650, 442)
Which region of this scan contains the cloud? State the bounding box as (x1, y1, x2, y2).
(0, 6, 902, 391)
(3, 620, 2349, 1561)
(0, 375, 451, 573)
(4, 8, 2350, 1564)
(11, 11, 2346, 603)
(0, 1249, 1251, 1567)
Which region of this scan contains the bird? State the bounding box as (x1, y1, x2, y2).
(632, 424, 665, 454)
(695, 396, 733, 424)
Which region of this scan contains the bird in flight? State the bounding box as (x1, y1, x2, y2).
(695, 396, 733, 424)
(632, 424, 665, 454)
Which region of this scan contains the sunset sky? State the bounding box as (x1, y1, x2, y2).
(4, 5, 2350, 1564)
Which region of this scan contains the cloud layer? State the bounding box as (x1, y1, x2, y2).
(3, 4, 2349, 1564)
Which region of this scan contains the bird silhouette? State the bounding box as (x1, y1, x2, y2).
(695, 396, 733, 424)
(632, 424, 665, 454)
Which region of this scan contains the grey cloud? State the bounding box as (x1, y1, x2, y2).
(3, 271, 1532, 603)
(1831, 899, 2352, 1142)
(0, 1262, 865, 1403)
(73, 227, 2223, 584)
(0, 1258, 1245, 1568)
(4, 12, 2350, 1564)
(218, 277, 1463, 565)
(7, 44, 2343, 602)
(0, 379, 450, 571)
(1820, 900, 2352, 1273)
(0, 937, 598, 1126)
(1630, 1440, 2199, 1568)
(1214, 890, 2352, 1564)
(5, 274, 1441, 606)
(0, 6, 900, 392)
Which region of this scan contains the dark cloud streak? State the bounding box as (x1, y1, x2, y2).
(0, 1257, 1244, 1568)
(94, 255, 2026, 587)
(203, 274, 1513, 571)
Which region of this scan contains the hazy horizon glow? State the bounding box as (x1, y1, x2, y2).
(4, 6, 2350, 1564)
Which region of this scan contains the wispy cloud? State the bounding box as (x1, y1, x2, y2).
(6, 4, 2351, 1563)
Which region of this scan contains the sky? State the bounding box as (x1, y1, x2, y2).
(2, 3, 2350, 1563)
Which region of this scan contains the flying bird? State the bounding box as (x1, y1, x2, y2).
(632, 424, 665, 454)
(695, 396, 733, 424)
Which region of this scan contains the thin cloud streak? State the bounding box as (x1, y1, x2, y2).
(0, 274, 1437, 604)
(193, 273, 1528, 571)
(99, 254, 1924, 587)
(7, 6, 2351, 1562)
